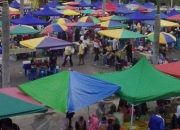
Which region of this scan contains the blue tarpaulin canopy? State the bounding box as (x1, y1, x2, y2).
(11, 14, 48, 25)
(126, 11, 154, 20)
(34, 6, 60, 16)
(143, 2, 155, 9)
(76, 22, 96, 27)
(148, 11, 168, 19)
(116, 5, 133, 14)
(77, 0, 93, 7)
(19, 71, 120, 112)
(92, 0, 102, 9)
(167, 9, 179, 16)
(10, 0, 20, 9)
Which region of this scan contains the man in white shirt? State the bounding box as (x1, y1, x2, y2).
(112, 38, 119, 52)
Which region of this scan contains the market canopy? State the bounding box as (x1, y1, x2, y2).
(143, 2, 155, 9)
(115, 5, 133, 14)
(142, 20, 179, 27)
(99, 15, 128, 21)
(41, 23, 67, 34)
(11, 14, 48, 25)
(9, 7, 20, 15)
(94, 57, 180, 104)
(20, 36, 72, 49)
(155, 61, 180, 78)
(19, 71, 120, 112)
(126, 11, 154, 20)
(167, 9, 179, 17)
(167, 14, 180, 22)
(100, 20, 128, 29)
(10, 0, 20, 9)
(46, 0, 59, 8)
(34, 5, 60, 16)
(0, 92, 46, 119)
(10, 25, 40, 35)
(78, 16, 100, 24)
(77, 0, 93, 7)
(98, 29, 145, 39)
(58, 9, 80, 16)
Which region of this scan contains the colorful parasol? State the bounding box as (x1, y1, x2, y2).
(167, 14, 180, 22)
(147, 32, 176, 44)
(100, 20, 128, 29)
(78, 16, 100, 24)
(55, 18, 71, 25)
(58, 9, 80, 16)
(41, 23, 68, 34)
(20, 36, 72, 49)
(81, 9, 94, 15)
(19, 71, 120, 113)
(92, 9, 108, 16)
(98, 29, 145, 39)
(62, 1, 80, 6)
(10, 25, 39, 35)
(99, 15, 128, 21)
(143, 20, 179, 27)
(9, 7, 20, 15)
(56, 5, 77, 10)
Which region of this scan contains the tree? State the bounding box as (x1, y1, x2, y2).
(1, 0, 10, 87)
(152, 0, 160, 64)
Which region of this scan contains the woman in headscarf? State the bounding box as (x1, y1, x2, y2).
(171, 105, 180, 130)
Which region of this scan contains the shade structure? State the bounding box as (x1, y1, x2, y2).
(167, 14, 180, 22)
(81, 9, 94, 15)
(9, 7, 20, 15)
(115, 5, 133, 14)
(11, 14, 48, 25)
(41, 23, 67, 34)
(92, 0, 102, 9)
(148, 11, 168, 19)
(100, 20, 128, 29)
(56, 5, 77, 10)
(19, 71, 120, 113)
(99, 15, 128, 21)
(96, 2, 118, 12)
(142, 20, 179, 27)
(75, 22, 96, 27)
(167, 9, 179, 17)
(55, 18, 71, 25)
(34, 5, 60, 16)
(98, 29, 145, 39)
(0, 92, 46, 119)
(62, 1, 80, 6)
(0, 87, 40, 105)
(77, 0, 93, 7)
(20, 36, 72, 49)
(94, 57, 180, 104)
(59, 9, 80, 16)
(143, 2, 155, 9)
(10, 0, 20, 9)
(155, 61, 180, 78)
(92, 9, 109, 16)
(147, 32, 176, 45)
(10, 25, 39, 35)
(126, 11, 154, 20)
(78, 16, 100, 24)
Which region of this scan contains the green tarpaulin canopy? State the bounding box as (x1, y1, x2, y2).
(0, 93, 47, 119)
(94, 57, 180, 104)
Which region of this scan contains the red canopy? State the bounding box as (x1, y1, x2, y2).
(0, 87, 40, 105)
(155, 61, 180, 78)
(105, 2, 118, 12)
(167, 14, 180, 22)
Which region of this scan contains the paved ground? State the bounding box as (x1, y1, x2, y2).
(0, 48, 180, 130)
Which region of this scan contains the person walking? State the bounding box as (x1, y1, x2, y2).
(78, 40, 85, 65)
(93, 36, 101, 65)
(62, 46, 74, 67)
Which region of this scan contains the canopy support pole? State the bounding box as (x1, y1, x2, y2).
(88, 106, 90, 117)
(130, 104, 134, 130)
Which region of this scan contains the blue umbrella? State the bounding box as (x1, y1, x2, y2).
(148, 11, 168, 19)
(167, 9, 179, 16)
(34, 6, 60, 16)
(116, 5, 133, 14)
(76, 22, 96, 27)
(11, 14, 48, 25)
(143, 2, 155, 9)
(10, 0, 20, 9)
(126, 11, 154, 20)
(77, 0, 94, 7)
(46, 0, 59, 8)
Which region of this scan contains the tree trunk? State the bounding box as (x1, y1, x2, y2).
(152, 0, 160, 64)
(20, 0, 24, 17)
(2, 0, 10, 87)
(102, 0, 106, 16)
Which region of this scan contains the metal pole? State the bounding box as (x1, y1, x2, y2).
(130, 104, 134, 130)
(171, 0, 173, 8)
(102, 0, 106, 16)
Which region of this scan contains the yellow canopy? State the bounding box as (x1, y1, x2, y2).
(61, 9, 80, 16)
(20, 37, 44, 49)
(160, 20, 179, 27)
(99, 16, 111, 21)
(9, 7, 20, 15)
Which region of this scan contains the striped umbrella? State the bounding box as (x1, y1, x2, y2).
(147, 32, 176, 45)
(42, 23, 67, 34)
(78, 16, 100, 24)
(55, 18, 71, 25)
(98, 29, 145, 39)
(100, 20, 128, 29)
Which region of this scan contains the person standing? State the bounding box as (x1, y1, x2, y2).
(78, 40, 85, 65)
(62, 46, 74, 67)
(171, 105, 180, 130)
(75, 116, 86, 130)
(112, 38, 119, 52)
(124, 42, 133, 63)
(93, 36, 101, 65)
(148, 109, 165, 130)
